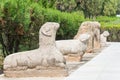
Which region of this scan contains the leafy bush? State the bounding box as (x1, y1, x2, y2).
(0, 0, 85, 54)
(99, 17, 120, 42)
(96, 16, 118, 22)
(0, 0, 120, 56)
(101, 24, 120, 42)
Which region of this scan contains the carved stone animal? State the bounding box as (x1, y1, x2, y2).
(100, 31, 110, 47)
(4, 22, 67, 77)
(74, 21, 101, 52)
(56, 34, 90, 61)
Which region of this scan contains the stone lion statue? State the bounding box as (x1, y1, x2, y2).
(4, 22, 68, 77)
(100, 31, 110, 47)
(56, 33, 90, 61)
(74, 21, 101, 53)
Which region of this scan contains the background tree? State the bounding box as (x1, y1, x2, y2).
(75, 0, 104, 19)
(37, 0, 56, 8)
(55, 0, 76, 12)
(0, 0, 119, 58)
(0, 0, 30, 57)
(116, 0, 120, 14)
(102, 0, 118, 16)
(75, 0, 119, 18)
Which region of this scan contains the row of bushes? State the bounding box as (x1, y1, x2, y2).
(101, 26, 120, 42)
(0, 0, 120, 53)
(0, 1, 84, 53)
(41, 8, 85, 39)
(22, 7, 120, 51)
(20, 8, 85, 51)
(98, 16, 120, 42)
(0, 0, 120, 70)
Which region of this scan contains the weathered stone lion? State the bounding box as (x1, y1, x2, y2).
(74, 21, 101, 53)
(56, 33, 90, 61)
(4, 22, 68, 77)
(100, 31, 110, 47)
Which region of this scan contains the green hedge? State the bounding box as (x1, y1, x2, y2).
(38, 8, 85, 39)
(0, 0, 120, 69)
(0, 0, 120, 53)
(98, 16, 120, 42)
(21, 6, 85, 50)
(101, 25, 120, 42)
(96, 16, 118, 22)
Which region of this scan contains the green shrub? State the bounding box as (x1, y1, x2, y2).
(0, 0, 120, 55)
(101, 24, 120, 42)
(96, 16, 120, 42)
(96, 16, 118, 22)
(1, 0, 86, 67)
(32, 7, 84, 39)
(100, 18, 120, 42)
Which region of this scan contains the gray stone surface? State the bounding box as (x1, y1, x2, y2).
(65, 42, 120, 80)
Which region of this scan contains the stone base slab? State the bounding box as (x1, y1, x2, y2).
(64, 54, 81, 62)
(0, 74, 65, 80)
(4, 69, 68, 78)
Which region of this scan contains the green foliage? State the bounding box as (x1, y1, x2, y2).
(101, 25, 120, 42)
(0, 0, 120, 57)
(75, 0, 105, 18)
(98, 17, 120, 42)
(0, 0, 32, 56)
(116, 0, 120, 14)
(75, 0, 118, 18)
(42, 8, 84, 39)
(37, 0, 56, 8)
(103, 0, 118, 16)
(55, 0, 76, 12)
(0, 0, 85, 55)
(96, 16, 118, 22)
(0, 53, 3, 70)
(57, 11, 84, 39)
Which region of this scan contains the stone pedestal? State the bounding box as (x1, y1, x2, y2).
(64, 54, 82, 62)
(4, 68, 68, 77)
(0, 74, 65, 80)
